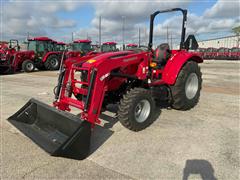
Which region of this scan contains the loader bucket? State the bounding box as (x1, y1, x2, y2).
(7, 98, 91, 160)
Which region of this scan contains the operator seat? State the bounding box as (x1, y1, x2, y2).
(154, 43, 171, 66)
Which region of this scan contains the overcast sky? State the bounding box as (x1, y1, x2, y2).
(1, 0, 239, 46)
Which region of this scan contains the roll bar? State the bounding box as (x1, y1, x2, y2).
(9, 39, 19, 48)
(148, 8, 187, 50)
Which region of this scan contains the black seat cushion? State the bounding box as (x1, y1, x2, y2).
(154, 43, 171, 65)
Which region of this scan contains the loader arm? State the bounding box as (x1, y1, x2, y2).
(55, 51, 149, 125)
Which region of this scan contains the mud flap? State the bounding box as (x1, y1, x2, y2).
(7, 98, 91, 160)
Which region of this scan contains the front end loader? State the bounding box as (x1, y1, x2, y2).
(8, 8, 203, 159)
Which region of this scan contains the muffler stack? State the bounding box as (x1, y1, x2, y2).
(7, 98, 91, 160)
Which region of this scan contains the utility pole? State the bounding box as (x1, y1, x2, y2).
(166, 26, 169, 44)
(99, 16, 101, 46)
(144, 26, 147, 45)
(170, 33, 173, 49)
(71, 32, 74, 41)
(138, 27, 141, 46)
(122, 16, 125, 50)
(27, 32, 30, 39)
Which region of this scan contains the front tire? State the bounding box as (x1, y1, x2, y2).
(22, 60, 35, 72)
(44, 55, 60, 70)
(117, 88, 156, 131)
(170, 61, 202, 110)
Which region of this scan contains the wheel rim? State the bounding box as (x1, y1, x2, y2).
(50, 58, 58, 68)
(185, 73, 199, 99)
(26, 63, 34, 71)
(134, 99, 151, 123)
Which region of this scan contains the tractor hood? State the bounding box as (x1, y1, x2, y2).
(80, 51, 135, 68)
(64, 50, 135, 69)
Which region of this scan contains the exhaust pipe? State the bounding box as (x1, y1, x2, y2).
(7, 98, 91, 160)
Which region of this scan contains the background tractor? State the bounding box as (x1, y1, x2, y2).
(195, 48, 205, 58)
(229, 47, 240, 60)
(215, 47, 230, 60)
(101, 42, 119, 52)
(126, 43, 138, 49)
(27, 37, 63, 70)
(65, 41, 118, 59)
(8, 8, 203, 160)
(0, 39, 35, 74)
(203, 47, 217, 59)
(55, 42, 66, 51)
(65, 39, 93, 59)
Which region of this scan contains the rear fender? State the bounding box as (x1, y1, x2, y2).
(162, 51, 203, 85)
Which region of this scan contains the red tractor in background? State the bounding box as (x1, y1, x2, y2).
(0, 39, 35, 74)
(229, 47, 240, 60)
(9, 8, 203, 160)
(101, 42, 119, 52)
(203, 47, 217, 59)
(215, 47, 230, 60)
(56, 42, 66, 51)
(195, 48, 205, 58)
(91, 44, 100, 51)
(126, 43, 138, 49)
(65, 41, 118, 62)
(27, 37, 64, 70)
(65, 39, 93, 59)
(0, 41, 9, 50)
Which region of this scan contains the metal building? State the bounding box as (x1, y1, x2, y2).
(198, 35, 240, 48)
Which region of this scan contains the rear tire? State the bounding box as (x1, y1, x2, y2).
(117, 88, 156, 131)
(22, 60, 35, 73)
(170, 61, 202, 110)
(44, 55, 60, 70)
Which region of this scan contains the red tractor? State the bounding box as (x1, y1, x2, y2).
(8, 8, 203, 160)
(27, 37, 63, 70)
(56, 42, 66, 51)
(65, 41, 117, 60)
(203, 47, 217, 59)
(101, 42, 119, 52)
(65, 39, 93, 59)
(228, 47, 240, 60)
(126, 43, 138, 49)
(0, 40, 35, 74)
(215, 47, 230, 60)
(0, 41, 9, 50)
(91, 44, 100, 51)
(195, 48, 205, 58)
